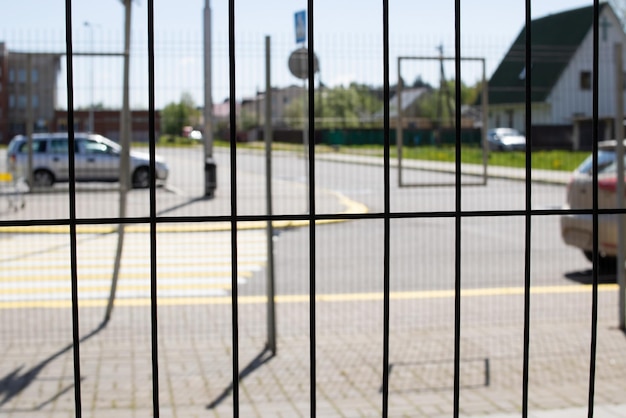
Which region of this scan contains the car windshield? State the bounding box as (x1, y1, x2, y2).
(576, 150, 616, 174)
(498, 129, 519, 137)
(95, 135, 122, 152)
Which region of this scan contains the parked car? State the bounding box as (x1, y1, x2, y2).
(560, 139, 626, 272)
(7, 133, 169, 189)
(487, 128, 526, 151)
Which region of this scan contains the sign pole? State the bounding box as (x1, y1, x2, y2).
(294, 10, 309, 213)
(264, 36, 277, 354)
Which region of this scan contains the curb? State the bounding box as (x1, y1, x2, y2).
(0, 188, 369, 234)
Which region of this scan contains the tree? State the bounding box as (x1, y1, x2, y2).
(414, 79, 481, 125)
(161, 92, 200, 136)
(283, 83, 383, 129)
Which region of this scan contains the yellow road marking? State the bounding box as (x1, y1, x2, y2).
(0, 283, 233, 295)
(0, 188, 369, 234)
(0, 284, 617, 309)
(0, 260, 266, 272)
(0, 270, 254, 282)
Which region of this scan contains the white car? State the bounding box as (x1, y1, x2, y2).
(7, 132, 169, 189)
(560, 139, 625, 272)
(487, 128, 526, 151)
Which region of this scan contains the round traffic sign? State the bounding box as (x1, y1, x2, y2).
(288, 47, 319, 80)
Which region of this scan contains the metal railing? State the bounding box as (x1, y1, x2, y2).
(2, 0, 623, 417)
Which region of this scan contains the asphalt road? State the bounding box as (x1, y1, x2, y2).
(0, 145, 606, 315)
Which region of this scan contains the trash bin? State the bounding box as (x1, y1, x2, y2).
(204, 157, 217, 198)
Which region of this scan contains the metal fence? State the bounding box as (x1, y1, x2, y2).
(1, 1, 626, 417)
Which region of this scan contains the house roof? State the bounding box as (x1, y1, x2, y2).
(483, 3, 609, 105)
(374, 87, 431, 119)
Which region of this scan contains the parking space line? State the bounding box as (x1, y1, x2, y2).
(0, 283, 616, 309)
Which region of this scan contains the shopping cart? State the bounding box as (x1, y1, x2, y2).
(0, 171, 25, 212)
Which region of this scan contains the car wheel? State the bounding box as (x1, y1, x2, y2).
(583, 250, 617, 273)
(132, 167, 150, 189)
(32, 169, 55, 188)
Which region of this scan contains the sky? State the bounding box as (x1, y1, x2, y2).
(1, 0, 598, 109)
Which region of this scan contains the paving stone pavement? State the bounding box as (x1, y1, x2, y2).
(2, 296, 626, 417)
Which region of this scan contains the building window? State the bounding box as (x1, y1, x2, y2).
(18, 69, 26, 83)
(8, 69, 14, 83)
(31, 69, 38, 83)
(17, 94, 26, 109)
(9, 94, 15, 108)
(32, 95, 39, 109)
(580, 71, 591, 90)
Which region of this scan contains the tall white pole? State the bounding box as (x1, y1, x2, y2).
(203, 0, 216, 197)
(84, 21, 95, 133)
(106, 0, 131, 321)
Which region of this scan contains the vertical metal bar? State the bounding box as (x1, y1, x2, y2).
(307, 1, 316, 416)
(614, 43, 626, 330)
(64, 0, 82, 415)
(453, 0, 462, 416)
(396, 58, 403, 187)
(480, 60, 488, 185)
(26, 55, 33, 182)
(521, 0, 532, 416)
(147, 0, 160, 416)
(228, 0, 240, 415)
(264, 35, 277, 355)
(26, 54, 34, 188)
(588, 1, 600, 416)
(382, 1, 391, 416)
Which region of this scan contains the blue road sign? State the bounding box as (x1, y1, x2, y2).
(295, 10, 306, 44)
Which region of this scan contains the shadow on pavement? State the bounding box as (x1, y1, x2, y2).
(0, 320, 108, 411)
(206, 346, 275, 410)
(156, 195, 208, 217)
(564, 269, 617, 285)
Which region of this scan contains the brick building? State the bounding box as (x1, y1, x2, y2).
(0, 42, 62, 143)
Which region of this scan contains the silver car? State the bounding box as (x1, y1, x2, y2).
(560, 139, 625, 271)
(7, 133, 169, 189)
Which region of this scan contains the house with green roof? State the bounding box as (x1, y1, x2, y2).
(484, 3, 626, 149)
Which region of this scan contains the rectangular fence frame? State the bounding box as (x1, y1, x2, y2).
(396, 55, 489, 188)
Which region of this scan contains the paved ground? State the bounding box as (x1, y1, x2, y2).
(1, 156, 626, 417)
